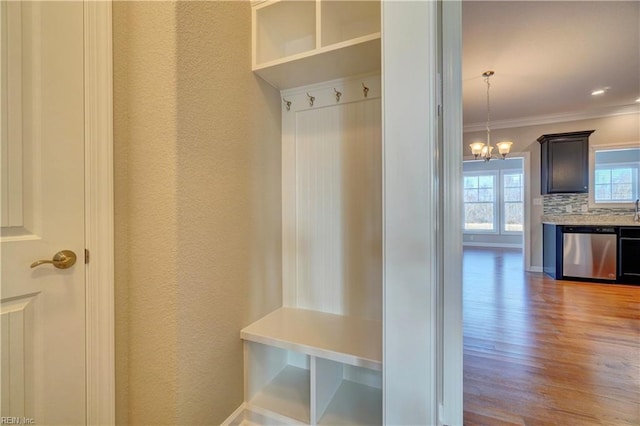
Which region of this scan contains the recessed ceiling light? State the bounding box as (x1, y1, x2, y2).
(591, 89, 605, 96)
(636, 97, 640, 103)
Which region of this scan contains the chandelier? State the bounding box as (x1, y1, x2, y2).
(469, 71, 513, 161)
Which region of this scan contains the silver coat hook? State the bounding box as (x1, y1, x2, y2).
(334, 88, 342, 103)
(307, 92, 315, 107)
(282, 98, 291, 111)
(362, 83, 369, 98)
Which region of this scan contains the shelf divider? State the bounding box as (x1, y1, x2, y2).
(312, 357, 343, 424)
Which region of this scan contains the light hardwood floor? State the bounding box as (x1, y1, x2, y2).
(463, 247, 640, 426)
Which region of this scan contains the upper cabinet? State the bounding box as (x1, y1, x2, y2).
(538, 130, 595, 194)
(252, 0, 381, 89)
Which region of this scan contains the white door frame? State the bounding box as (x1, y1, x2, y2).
(382, 1, 464, 424)
(382, 1, 463, 425)
(84, 1, 114, 424)
(441, 1, 463, 424)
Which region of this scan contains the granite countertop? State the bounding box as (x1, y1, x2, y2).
(541, 215, 640, 226)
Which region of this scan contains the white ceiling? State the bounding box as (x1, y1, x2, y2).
(462, 1, 640, 128)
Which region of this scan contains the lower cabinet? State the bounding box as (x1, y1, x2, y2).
(543, 224, 640, 284)
(618, 227, 640, 284)
(542, 223, 562, 279)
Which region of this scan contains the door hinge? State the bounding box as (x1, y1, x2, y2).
(85, 249, 90, 264)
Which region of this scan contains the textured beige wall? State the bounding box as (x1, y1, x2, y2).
(114, 3, 179, 424)
(173, 2, 282, 422)
(114, 1, 282, 424)
(464, 113, 640, 267)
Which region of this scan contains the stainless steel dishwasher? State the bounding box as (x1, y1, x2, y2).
(562, 226, 617, 281)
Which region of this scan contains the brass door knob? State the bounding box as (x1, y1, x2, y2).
(30, 250, 77, 269)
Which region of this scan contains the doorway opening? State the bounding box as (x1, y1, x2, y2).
(463, 156, 526, 263)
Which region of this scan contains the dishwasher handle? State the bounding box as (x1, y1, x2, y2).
(563, 226, 617, 234)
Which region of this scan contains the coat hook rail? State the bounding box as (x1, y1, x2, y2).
(282, 97, 291, 111)
(334, 88, 342, 103)
(307, 92, 315, 107)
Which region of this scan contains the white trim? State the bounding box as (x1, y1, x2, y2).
(440, 1, 463, 424)
(521, 152, 532, 273)
(84, 1, 115, 425)
(464, 103, 640, 132)
(382, 2, 439, 424)
(245, 404, 307, 426)
(220, 403, 247, 426)
(221, 403, 308, 426)
(528, 266, 543, 273)
(463, 242, 522, 249)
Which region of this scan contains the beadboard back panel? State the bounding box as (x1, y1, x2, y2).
(281, 75, 382, 321)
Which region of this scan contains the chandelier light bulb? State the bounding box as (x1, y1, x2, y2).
(496, 141, 513, 158)
(470, 142, 485, 158)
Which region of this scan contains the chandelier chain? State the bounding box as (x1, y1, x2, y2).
(485, 74, 491, 148)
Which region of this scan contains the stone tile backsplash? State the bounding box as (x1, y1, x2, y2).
(543, 193, 635, 216)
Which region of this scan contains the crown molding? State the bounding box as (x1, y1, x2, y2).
(464, 103, 640, 132)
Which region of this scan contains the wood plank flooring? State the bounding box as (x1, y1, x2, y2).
(463, 247, 640, 426)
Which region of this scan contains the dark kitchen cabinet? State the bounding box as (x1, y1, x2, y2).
(538, 130, 594, 194)
(619, 227, 640, 284)
(542, 223, 563, 279)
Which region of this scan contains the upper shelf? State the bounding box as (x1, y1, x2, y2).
(241, 308, 382, 371)
(252, 0, 381, 90)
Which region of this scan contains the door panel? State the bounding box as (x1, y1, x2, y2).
(1, 2, 86, 424)
(1, 295, 35, 417)
(1, 0, 23, 228)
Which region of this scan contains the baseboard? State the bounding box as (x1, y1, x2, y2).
(221, 403, 247, 426)
(527, 266, 543, 273)
(220, 403, 305, 426)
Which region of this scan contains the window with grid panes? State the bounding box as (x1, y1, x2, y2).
(594, 164, 638, 202)
(463, 173, 496, 231)
(503, 172, 523, 232)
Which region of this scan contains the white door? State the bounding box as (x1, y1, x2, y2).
(1, 1, 86, 424)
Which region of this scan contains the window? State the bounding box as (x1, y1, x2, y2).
(463, 169, 523, 233)
(503, 172, 523, 232)
(595, 166, 637, 202)
(590, 146, 640, 206)
(463, 173, 496, 231)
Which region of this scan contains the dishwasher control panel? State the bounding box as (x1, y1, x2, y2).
(563, 226, 616, 234)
